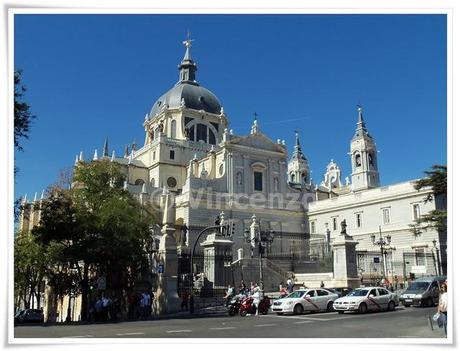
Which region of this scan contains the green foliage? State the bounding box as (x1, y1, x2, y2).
(410, 165, 447, 235)
(14, 233, 48, 309)
(14, 70, 35, 152)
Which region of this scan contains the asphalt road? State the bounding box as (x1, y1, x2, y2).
(14, 306, 446, 339)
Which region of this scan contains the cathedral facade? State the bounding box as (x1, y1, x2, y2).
(20, 39, 446, 290)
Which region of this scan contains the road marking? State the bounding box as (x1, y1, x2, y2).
(115, 332, 145, 336)
(210, 327, 237, 330)
(62, 335, 94, 338)
(398, 336, 421, 338)
(166, 329, 192, 333)
(294, 321, 313, 324)
(254, 324, 277, 327)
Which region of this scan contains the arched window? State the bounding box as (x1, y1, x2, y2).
(196, 124, 207, 143)
(135, 179, 145, 186)
(369, 152, 374, 168)
(209, 130, 216, 145)
(170, 120, 176, 139)
(150, 178, 155, 187)
(355, 153, 361, 167)
(274, 177, 279, 191)
(291, 173, 295, 182)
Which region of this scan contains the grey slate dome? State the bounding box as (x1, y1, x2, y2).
(149, 38, 222, 118)
(149, 82, 222, 117)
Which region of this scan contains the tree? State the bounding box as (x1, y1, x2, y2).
(14, 69, 36, 220)
(32, 159, 156, 321)
(14, 232, 48, 310)
(410, 165, 447, 235)
(14, 70, 35, 152)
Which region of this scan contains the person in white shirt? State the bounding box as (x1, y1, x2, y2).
(252, 285, 261, 316)
(437, 282, 447, 334)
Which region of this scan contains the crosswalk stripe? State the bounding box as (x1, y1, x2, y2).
(210, 327, 236, 330)
(166, 329, 192, 333)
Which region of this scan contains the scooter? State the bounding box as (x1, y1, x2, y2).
(228, 295, 244, 316)
(238, 296, 271, 316)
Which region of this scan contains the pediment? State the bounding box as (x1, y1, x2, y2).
(229, 132, 286, 153)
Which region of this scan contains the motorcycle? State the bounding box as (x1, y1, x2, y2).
(239, 295, 271, 316)
(228, 295, 244, 316)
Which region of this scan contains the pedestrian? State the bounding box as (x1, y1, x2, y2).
(279, 283, 288, 298)
(239, 280, 246, 294)
(287, 278, 294, 293)
(224, 284, 235, 306)
(252, 284, 261, 316)
(94, 296, 103, 322)
(181, 290, 189, 311)
(320, 281, 325, 288)
(437, 282, 447, 335)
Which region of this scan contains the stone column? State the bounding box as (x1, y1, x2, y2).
(330, 220, 360, 288)
(154, 190, 180, 315)
(200, 233, 234, 287)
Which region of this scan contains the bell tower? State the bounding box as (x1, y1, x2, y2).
(288, 132, 310, 188)
(350, 106, 380, 191)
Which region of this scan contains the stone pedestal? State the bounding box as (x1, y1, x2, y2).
(331, 233, 361, 288)
(200, 233, 234, 287)
(154, 225, 181, 315)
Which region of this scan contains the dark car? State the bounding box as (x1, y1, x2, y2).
(399, 276, 446, 307)
(14, 309, 44, 324)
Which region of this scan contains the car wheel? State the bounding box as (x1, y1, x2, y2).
(404, 304, 411, 308)
(293, 304, 304, 315)
(276, 312, 284, 316)
(358, 302, 368, 314)
(239, 309, 247, 317)
(387, 301, 395, 311)
(327, 301, 334, 312)
(337, 311, 345, 314)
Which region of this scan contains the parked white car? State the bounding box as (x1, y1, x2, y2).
(271, 288, 339, 315)
(333, 287, 399, 314)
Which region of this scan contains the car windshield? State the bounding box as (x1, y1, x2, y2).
(348, 289, 369, 297)
(407, 282, 430, 291)
(286, 291, 306, 299)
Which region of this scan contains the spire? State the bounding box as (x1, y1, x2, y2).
(354, 105, 370, 138)
(33, 192, 38, 202)
(291, 131, 306, 161)
(93, 149, 98, 161)
(75, 154, 79, 165)
(111, 150, 115, 162)
(79, 151, 84, 162)
(40, 190, 45, 200)
(103, 137, 109, 157)
(141, 183, 147, 194)
(131, 139, 137, 152)
(22, 194, 27, 204)
(178, 32, 198, 84)
(124, 145, 129, 158)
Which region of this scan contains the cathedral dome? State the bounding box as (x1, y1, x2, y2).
(149, 82, 222, 117)
(149, 38, 222, 118)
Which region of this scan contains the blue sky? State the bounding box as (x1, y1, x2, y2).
(14, 14, 447, 200)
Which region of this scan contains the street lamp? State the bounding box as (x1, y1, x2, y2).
(324, 223, 331, 255)
(432, 239, 442, 276)
(243, 214, 275, 292)
(370, 226, 391, 280)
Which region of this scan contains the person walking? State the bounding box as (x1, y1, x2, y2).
(287, 278, 294, 293)
(252, 285, 261, 316)
(437, 282, 447, 335)
(320, 281, 325, 288)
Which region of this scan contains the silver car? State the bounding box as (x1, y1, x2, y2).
(271, 288, 340, 315)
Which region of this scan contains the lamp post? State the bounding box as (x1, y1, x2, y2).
(370, 226, 391, 280)
(243, 214, 275, 293)
(432, 239, 442, 276)
(324, 223, 331, 255)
